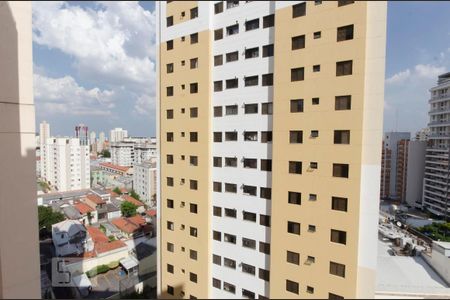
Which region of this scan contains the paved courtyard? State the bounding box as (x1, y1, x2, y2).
(89, 268, 126, 298)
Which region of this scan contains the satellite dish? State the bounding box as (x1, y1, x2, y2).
(396, 221, 402, 227)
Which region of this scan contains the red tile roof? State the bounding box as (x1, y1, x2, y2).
(128, 215, 146, 226)
(96, 240, 127, 254)
(112, 218, 139, 234)
(86, 226, 127, 254)
(86, 226, 109, 244)
(99, 162, 130, 173)
(86, 194, 106, 205)
(122, 195, 144, 207)
(106, 189, 119, 197)
(74, 202, 95, 214)
(145, 210, 156, 217)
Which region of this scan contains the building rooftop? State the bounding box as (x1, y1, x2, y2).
(111, 218, 139, 234)
(99, 162, 130, 172)
(74, 202, 95, 215)
(145, 209, 156, 217)
(86, 193, 106, 205)
(122, 195, 144, 207)
(62, 205, 82, 220)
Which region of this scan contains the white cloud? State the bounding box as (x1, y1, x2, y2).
(134, 94, 155, 116)
(34, 74, 115, 115)
(386, 69, 411, 85)
(414, 64, 446, 79)
(386, 64, 446, 86)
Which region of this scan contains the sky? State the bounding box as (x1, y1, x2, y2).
(33, 1, 450, 137)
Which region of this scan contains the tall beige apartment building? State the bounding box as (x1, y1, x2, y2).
(0, 1, 41, 298)
(157, 1, 386, 299)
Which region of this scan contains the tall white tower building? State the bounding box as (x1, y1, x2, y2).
(110, 127, 128, 143)
(39, 121, 50, 178)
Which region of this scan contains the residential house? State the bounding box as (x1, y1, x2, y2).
(85, 194, 108, 220)
(52, 220, 94, 257)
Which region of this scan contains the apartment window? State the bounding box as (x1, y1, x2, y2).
(190, 179, 198, 190)
(245, 18, 259, 31)
(243, 211, 257, 222)
(190, 107, 198, 118)
(189, 203, 198, 214)
(260, 103, 272, 115)
(330, 262, 346, 278)
(287, 251, 300, 265)
(167, 264, 174, 273)
(288, 221, 300, 235)
(243, 158, 257, 169)
(329, 293, 345, 300)
(262, 74, 273, 86)
(336, 60, 353, 76)
(167, 221, 174, 231)
(166, 86, 174, 97)
(244, 131, 258, 141)
(214, 80, 223, 92)
(308, 225, 316, 232)
(226, 51, 239, 63)
(181, 60, 185, 66)
(315, 0, 322, 5)
(260, 188, 272, 201)
(338, 0, 355, 7)
(212, 182, 222, 193)
(331, 229, 347, 245)
(213, 206, 222, 217)
(181, 132, 185, 138)
(167, 285, 174, 295)
(259, 242, 270, 254)
(335, 95, 351, 110)
(309, 194, 317, 201)
(227, 0, 239, 9)
(243, 185, 257, 196)
(333, 163, 349, 178)
(245, 75, 259, 87)
(167, 16, 173, 27)
(261, 159, 272, 172)
(226, 24, 239, 36)
(306, 256, 316, 265)
(292, 35, 305, 50)
(260, 215, 271, 227)
(289, 161, 302, 174)
(334, 130, 350, 144)
(289, 130, 303, 143)
(214, 28, 223, 40)
(311, 130, 319, 138)
(312, 97, 320, 105)
(213, 230, 221, 241)
(190, 226, 198, 237)
(310, 162, 318, 170)
(242, 289, 255, 299)
(213, 156, 222, 167)
(167, 242, 174, 252)
(190, 58, 198, 69)
(242, 263, 256, 275)
(286, 280, 299, 294)
(245, 47, 259, 59)
(226, 78, 239, 89)
(167, 63, 174, 73)
(245, 103, 258, 114)
(190, 7, 198, 19)
(307, 286, 315, 294)
(190, 33, 198, 44)
(314, 31, 321, 39)
(213, 254, 221, 265)
(259, 269, 270, 282)
(225, 131, 238, 141)
(166, 110, 174, 120)
(223, 282, 236, 294)
(214, 132, 222, 142)
(291, 67, 305, 81)
(337, 24, 354, 41)
(225, 183, 237, 193)
(332, 197, 348, 212)
(224, 233, 236, 244)
(181, 11, 185, 18)
(213, 278, 221, 289)
(214, 54, 223, 66)
(167, 40, 173, 50)
(215, 2, 224, 14)
(313, 65, 321, 72)
(167, 199, 174, 208)
(190, 272, 197, 283)
(292, 2, 306, 18)
(214, 106, 223, 117)
(288, 191, 301, 205)
(167, 154, 174, 164)
(242, 238, 256, 249)
(262, 44, 274, 57)
(261, 131, 272, 143)
(167, 177, 174, 186)
(190, 83, 198, 93)
(225, 208, 237, 218)
(190, 132, 198, 142)
(290, 99, 304, 112)
(263, 14, 275, 28)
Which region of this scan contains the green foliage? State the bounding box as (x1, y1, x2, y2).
(108, 261, 119, 269)
(86, 264, 110, 278)
(418, 222, 450, 242)
(87, 211, 93, 225)
(108, 235, 116, 242)
(121, 201, 138, 217)
(99, 224, 106, 233)
(130, 190, 140, 200)
(113, 187, 122, 195)
(38, 206, 65, 230)
(100, 149, 111, 158)
(38, 180, 50, 192)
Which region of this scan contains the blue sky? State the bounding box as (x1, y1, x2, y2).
(33, 1, 450, 137)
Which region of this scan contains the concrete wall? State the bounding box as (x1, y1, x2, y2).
(421, 246, 450, 286)
(0, 2, 41, 298)
(405, 141, 426, 208)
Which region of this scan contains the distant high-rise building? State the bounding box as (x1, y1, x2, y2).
(423, 72, 450, 218)
(415, 127, 430, 142)
(111, 140, 156, 167)
(110, 127, 128, 143)
(75, 123, 89, 146)
(90, 131, 96, 145)
(133, 159, 157, 204)
(39, 120, 50, 178)
(157, 1, 387, 299)
(97, 131, 106, 153)
(405, 141, 427, 208)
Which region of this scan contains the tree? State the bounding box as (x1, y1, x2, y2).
(38, 206, 65, 231)
(113, 187, 122, 195)
(87, 212, 93, 225)
(130, 190, 140, 200)
(121, 201, 138, 217)
(100, 149, 111, 158)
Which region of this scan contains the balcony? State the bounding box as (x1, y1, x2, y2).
(429, 94, 450, 103)
(428, 121, 450, 127)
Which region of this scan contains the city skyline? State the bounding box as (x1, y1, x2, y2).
(33, 1, 450, 137)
